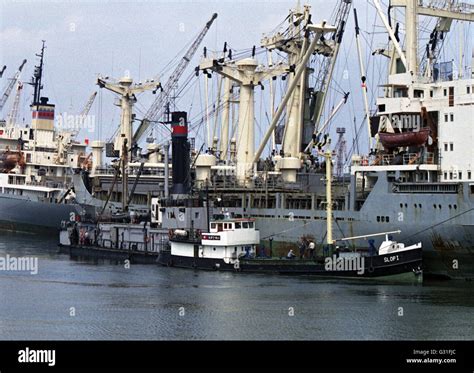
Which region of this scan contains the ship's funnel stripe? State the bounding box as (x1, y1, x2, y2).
(32, 111, 55, 119)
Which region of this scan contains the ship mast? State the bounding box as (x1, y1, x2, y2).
(353, 8, 373, 153)
(199, 55, 288, 183)
(323, 143, 333, 246)
(97, 75, 160, 212)
(405, 0, 419, 76)
(30, 41, 46, 105)
(373, 0, 474, 81)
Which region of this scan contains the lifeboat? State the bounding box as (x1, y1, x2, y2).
(0, 151, 25, 172)
(378, 127, 431, 149)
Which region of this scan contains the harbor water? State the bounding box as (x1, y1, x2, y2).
(0, 231, 473, 340)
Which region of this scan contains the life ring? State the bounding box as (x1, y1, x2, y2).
(361, 158, 369, 166)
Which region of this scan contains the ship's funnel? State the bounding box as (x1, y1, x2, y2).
(31, 97, 55, 131)
(171, 111, 190, 195)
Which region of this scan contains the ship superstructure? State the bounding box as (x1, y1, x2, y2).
(0, 42, 90, 230)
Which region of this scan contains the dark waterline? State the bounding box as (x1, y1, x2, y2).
(0, 231, 473, 340)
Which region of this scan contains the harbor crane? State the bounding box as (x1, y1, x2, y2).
(71, 91, 98, 138)
(0, 59, 27, 112)
(80, 91, 97, 117)
(6, 81, 23, 126)
(133, 13, 218, 144)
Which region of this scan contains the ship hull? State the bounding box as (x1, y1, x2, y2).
(158, 249, 423, 281)
(0, 195, 84, 233)
(58, 244, 159, 264)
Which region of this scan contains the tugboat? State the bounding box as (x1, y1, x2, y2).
(158, 213, 422, 280)
(158, 146, 423, 281)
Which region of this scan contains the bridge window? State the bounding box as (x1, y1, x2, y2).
(414, 90, 424, 98)
(450, 113, 454, 122)
(444, 143, 448, 152)
(459, 172, 463, 180)
(468, 171, 472, 180)
(243, 222, 249, 229)
(450, 143, 454, 151)
(468, 86, 471, 94)
(444, 114, 449, 123)
(235, 222, 241, 229)
(248, 222, 254, 228)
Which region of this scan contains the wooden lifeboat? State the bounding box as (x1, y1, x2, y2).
(379, 127, 431, 149)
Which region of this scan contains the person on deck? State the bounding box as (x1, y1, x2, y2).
(308, 241, 316, 259)
(287, 249, 297, 260)
(298, 238, 306, 259)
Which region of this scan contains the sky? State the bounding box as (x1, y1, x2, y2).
(0, 0, 473, 156)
